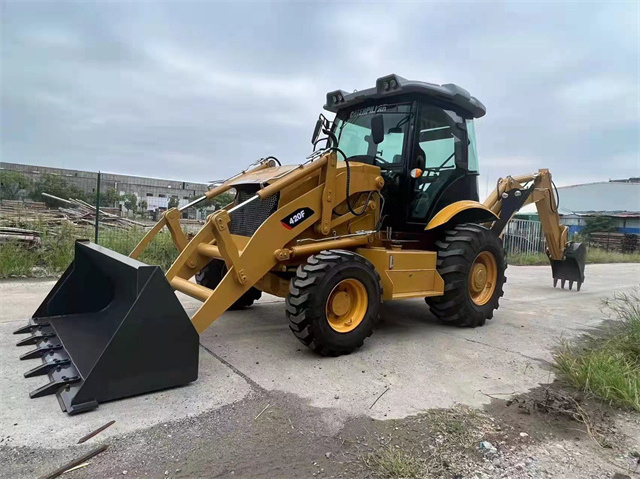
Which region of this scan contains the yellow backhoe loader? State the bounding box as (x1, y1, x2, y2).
(15, 75, 586, 414)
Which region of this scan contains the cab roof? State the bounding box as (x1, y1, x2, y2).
(323, 74, 486, 119)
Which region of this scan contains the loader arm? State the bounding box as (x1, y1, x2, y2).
(167, 151, 383, 333)
(483, 169, 586, 289)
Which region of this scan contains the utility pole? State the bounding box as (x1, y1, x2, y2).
(94, 171, 101, 243)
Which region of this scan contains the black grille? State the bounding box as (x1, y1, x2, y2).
(229, 188, 280, 237)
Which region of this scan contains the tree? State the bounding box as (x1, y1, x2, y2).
(211, 191, 235, 210)
(184, 190, 235, 219)
(121, 193, 138, 213)
(168, 196, 179, 209)
(30, 174, 86, 207)
(90, 187, 121, 207)
(138, 199, 148, 211)
(0, 171, 31, 200)
(582, 216, 617, 237)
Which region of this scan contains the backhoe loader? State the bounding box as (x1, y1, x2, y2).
(15, 74, 586, 414)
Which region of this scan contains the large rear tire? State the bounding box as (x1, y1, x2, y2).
(426, 223, 506, 327)
(286, 250, 382, 356)
(195, 260, 262, 310)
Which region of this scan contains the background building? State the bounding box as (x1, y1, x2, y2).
(515, 178, 640, 234)
(1, 162, 209, 213)
(556, 178, 640, 234)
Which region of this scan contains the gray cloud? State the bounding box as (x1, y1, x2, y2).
(1, 0, 638, 197)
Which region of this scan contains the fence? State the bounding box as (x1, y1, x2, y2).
(588, 232, 639, 253)
(502, 219, 547, 256)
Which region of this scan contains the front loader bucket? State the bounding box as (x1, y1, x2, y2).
(550, 242, 587, 291)
(14, 241, 199, 415)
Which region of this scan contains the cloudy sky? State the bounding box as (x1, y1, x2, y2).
(1, 1, 638, 197)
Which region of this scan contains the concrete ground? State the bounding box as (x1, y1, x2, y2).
(0, 263, 638, 477)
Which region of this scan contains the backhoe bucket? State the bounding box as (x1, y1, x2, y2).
(550, 242, 587, 291)
(14, 241, 199, 415)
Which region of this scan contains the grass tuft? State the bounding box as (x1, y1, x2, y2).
(554, 289, 640, 411)
(361, 406, 491, 478)
(364, 447, 423, 479)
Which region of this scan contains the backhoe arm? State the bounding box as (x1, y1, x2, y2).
(483, 169, 586, 290)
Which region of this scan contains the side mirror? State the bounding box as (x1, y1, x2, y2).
(311, 118, 323, 144)
(371, 114, 385, 145)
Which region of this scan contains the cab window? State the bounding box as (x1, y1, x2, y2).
(335, 103, 412, 166)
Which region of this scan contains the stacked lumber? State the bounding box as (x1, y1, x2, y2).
(0, 194, 146, 230)
(589, 232, 639, 253)
(0, 226, 41, 246)
(0, 199, 66, 226)
(46, 194, 146, 229)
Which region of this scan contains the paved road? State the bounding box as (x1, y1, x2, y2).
(1, 263, 638, 450)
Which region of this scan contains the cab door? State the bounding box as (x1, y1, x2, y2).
(406, 104, 477, 227)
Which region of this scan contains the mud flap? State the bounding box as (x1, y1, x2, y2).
(14, 241, 199, 415)
(550, 242, 587, 291)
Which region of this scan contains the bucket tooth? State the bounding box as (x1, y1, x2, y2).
(14, 324, 37, 335)
(20, 344, 62, 360)
(16, 331, 56, 347)
(30, 376, 80, 399)
(24, 358, 71, 378)
(14, 319, 50, 335)
(553, 278, 558, 288)
(577, 281, 582, 292)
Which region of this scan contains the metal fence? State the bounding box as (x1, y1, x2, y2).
(502, 219, 546, 256)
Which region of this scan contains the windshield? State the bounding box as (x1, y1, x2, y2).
(334, 103, 412, 166)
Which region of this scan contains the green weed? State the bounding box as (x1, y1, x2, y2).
(554, 290, 640, 411)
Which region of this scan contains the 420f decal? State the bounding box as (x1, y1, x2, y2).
(281, 207, 314, 230)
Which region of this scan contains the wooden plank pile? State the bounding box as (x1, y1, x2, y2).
(0, 226, 42, 246)
(44, 194, 147, 229)
(0, 199, 64, 226)
(0, 194, 146, 229)
(589, 232, 639, 253)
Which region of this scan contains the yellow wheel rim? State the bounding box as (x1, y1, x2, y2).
(325, 278, 368, 333)
(469, 251, 497, 306)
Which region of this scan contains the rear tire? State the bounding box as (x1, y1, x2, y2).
(195, 260, 262, 310)
(426, 223, 506, 327)
(286, 250, 382, 356)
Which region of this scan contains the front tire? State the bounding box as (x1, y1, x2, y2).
(426, 223, 507, 327)
(195, 260, 262, 310)
(286, 250, 382, 356)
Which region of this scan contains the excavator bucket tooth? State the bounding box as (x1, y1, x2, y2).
(550, 242, 587, 292)
(14, 241, 199, 415)
(13, 322, 48, 334)
(16, 327, 56, 346)
(24, 358, 71, 378)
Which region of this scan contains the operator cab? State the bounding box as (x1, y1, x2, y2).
(319, 74, 485, 232)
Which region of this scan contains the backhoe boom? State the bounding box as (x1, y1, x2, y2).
(484, 169, 586, 289)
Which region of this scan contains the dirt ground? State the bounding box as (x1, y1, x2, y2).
(2, 361, 639, 478)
